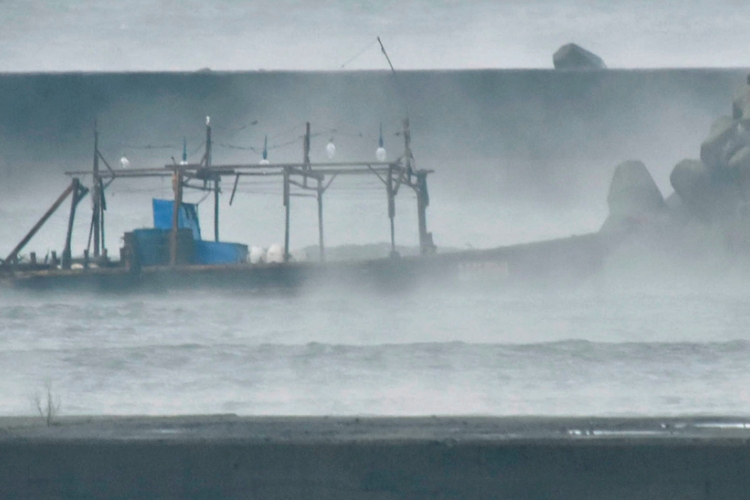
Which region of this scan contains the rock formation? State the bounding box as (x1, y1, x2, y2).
(600, 77, 750, 260)
(553, 43, 606, 70)
(600, 160, 665, 234)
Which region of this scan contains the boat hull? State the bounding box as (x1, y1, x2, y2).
(2, 234, 607, 293)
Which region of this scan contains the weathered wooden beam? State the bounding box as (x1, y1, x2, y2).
(97, 150, 115, 174)
(92, 129, 101, 258)
(62, 179, 88, 270)
(1, 181, 76, 268)
(66, 162, 430, 178)
(283, 167, 291, 262)
(229, 174, 240, 206)
(317, 177, 325, 263)
(289, 166, 324, 181)
(214, 176, 220, 242)
(387, 165, 396, 256)
(415, 172, 434, 255)
(169, 170, 183, 267)
(164, 161, 397, 171)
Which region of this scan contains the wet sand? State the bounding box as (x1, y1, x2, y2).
(3, 414, 750, 442)
(1, 415, 749, 499)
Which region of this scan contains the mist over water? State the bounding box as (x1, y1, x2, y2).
(2, 1, 750, 418)
(3, 283, 750, 417)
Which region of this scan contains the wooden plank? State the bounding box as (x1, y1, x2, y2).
(1, 182, 76, 268)
(317, 178, 325, 263)
(62, 179, 87, 269)
(170, 170, 183, 267)
(283, 167, 290, 262)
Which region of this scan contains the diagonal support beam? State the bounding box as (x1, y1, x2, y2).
(1, 181, 77, 269)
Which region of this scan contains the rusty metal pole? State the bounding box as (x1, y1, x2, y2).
(303, 122, 311, 168)
(403, 118, 413, 180)
(317, 177, 325, 262)
(170, 169, 183, 266)
(387, 165, 396, 256)
(92, 126, 101, 257)
(416, 172, 430, 255)
(206, 120, 220, 242)
(100, 184, 106, 259)
(214, 176, 220, 242)
(283, 166, 291, 262)
(303, 122, 311, 189)
(62, 178, 82, 269)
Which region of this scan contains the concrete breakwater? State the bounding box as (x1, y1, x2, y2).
(0, 68, 748, 204)
(1, 416, 749, 499)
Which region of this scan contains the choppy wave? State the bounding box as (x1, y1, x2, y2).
(2, 287, 749, 416)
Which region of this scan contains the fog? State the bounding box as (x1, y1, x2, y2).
(2, 1, 750, 259)
(3, 0, 750, 72)
(3, 0, 750, 421)
(0, 68, 745, 259)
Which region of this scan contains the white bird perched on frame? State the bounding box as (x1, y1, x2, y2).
(326, 138, 336, 159)
(120, 153, 130, 169)
(206, 116, 211, 126)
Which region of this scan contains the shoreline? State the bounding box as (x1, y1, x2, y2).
(2, 415, 749, 499)
(3, 414, 750, 442)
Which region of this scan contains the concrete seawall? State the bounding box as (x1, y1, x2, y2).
(2, 416, 749, 499)
(1, 68, 749, 203)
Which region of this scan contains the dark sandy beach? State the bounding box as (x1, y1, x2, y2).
(1, 415, 749, 499)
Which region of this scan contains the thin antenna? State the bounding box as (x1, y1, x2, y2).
(377, 37, 396, 74)
(376, 36, 410, 119)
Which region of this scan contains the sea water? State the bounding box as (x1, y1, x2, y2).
(2, 0, 750, 419)
(1, 281, 749, 417)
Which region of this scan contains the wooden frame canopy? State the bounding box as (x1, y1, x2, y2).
(6, 119, 435, 271)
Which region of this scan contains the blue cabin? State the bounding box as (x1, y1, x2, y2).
(130, 199, 248, 266)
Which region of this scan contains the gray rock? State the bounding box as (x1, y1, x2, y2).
(607, 160, 664, 215)
(553, 43, 606, 70)
(664, 191, 690, 224)
(700, 115, 737, 170)
(669, 159, 714, 218)
(729, 146, 750, 196)
(670, 158, 744, 221)
(728, 145, 750, 170)
(733, 85, 750, 120)
(670, 159, 709, 199)
(600, 160, 664, 234)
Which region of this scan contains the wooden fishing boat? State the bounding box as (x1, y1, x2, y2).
(0, 119, 608, 292)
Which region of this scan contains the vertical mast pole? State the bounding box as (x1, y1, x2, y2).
(170, 169, 183, 267)
(283, 166, 291, 262)
(303, 122, 311, 189)
(317, 177, 325, 262)
(303, 122, 311, 167)
(62, 178, 81, 269)
(403, 118, 413, 179)
(92, 124, 101, 257)
(206, 118, 219, 242)
(387, 165, 396, 256)
(416, 172, 430, 254)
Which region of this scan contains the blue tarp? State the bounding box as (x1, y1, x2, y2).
(152, 199, 201, 240)
(132, 228, 169, 266)
(193, 240, 248, 265)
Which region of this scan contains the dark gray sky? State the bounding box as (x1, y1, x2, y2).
(1, 0, 750, 71)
